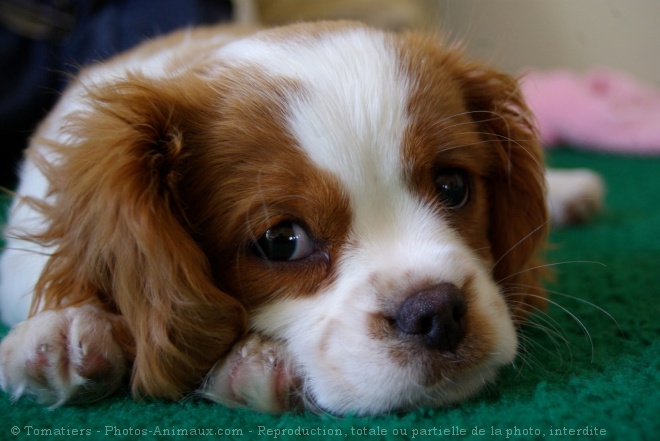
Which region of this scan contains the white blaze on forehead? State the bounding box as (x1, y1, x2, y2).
(219, 27, 411, 216)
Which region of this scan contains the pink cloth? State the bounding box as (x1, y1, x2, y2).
(520, 69, 660, 154)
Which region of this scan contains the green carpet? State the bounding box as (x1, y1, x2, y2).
(0, 148, 658, 440)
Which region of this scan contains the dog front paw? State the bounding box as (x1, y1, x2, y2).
(200, 333, 300, 413)
(0, 305, 127, 407)
(547, 168, 605, 226)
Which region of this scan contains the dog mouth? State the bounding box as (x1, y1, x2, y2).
(289, 324, 515, 416)
(292, 303, 517, 414)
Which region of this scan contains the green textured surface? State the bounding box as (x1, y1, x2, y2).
(0, 149, 658, 440)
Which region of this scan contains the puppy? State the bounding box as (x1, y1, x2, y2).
(0, 22, 602, 415)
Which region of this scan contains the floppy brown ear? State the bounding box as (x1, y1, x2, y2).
(457, 63, 549, 322)
(29, 73, 246, 399)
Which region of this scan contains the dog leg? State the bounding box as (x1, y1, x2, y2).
(0, 305, 128, 407)
(546, 168, 605, 226)
(200, 333, 300, 413)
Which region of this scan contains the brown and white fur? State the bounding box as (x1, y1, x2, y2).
(0, 22, 603, 416)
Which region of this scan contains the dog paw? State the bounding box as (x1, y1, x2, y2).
(547, 168, 605, 226)
(200, 333, 300, 413)
(0, 305, 127, 407)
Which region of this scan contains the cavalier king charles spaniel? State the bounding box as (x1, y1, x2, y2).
(0, 22, 603, 415)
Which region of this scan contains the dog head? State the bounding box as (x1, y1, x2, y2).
(31, 22, 547, 415)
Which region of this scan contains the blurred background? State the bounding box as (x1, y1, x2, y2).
(252, 0, 659, 86)
(435, 0, 660, 88)
(2, 0, 659, 187)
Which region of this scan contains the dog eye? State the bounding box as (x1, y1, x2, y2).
(435, 169, 469, 208)
(252, 221, 314, 261)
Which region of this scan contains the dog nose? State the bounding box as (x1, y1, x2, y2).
(395, 283, 467, 352)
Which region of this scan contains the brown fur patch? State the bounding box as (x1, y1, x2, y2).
(178, 67, 352, 310)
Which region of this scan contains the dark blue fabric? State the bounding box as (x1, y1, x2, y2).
(0, 0, 233, 187)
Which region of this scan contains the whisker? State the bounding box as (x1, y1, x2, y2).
(440, 135, 538, 154)
(423, 109, 504, 132)
(513, 292, 595, 363)
(514, 338, 567, 379)
(475, 130, 545, 172)
(541, 288, 622, 333)
(515, 330, 569, 372)
(498, 260, 607, 283)
(424, 109, 544, 171)
(490, 219, 551, 273)
(523, 308, 572, 348)
(512, 303, 573, 367)
(423, 109, 536, 166)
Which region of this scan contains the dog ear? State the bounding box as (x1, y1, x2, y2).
(28, 72, 246, 399)
(457, 63, 549, 322)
